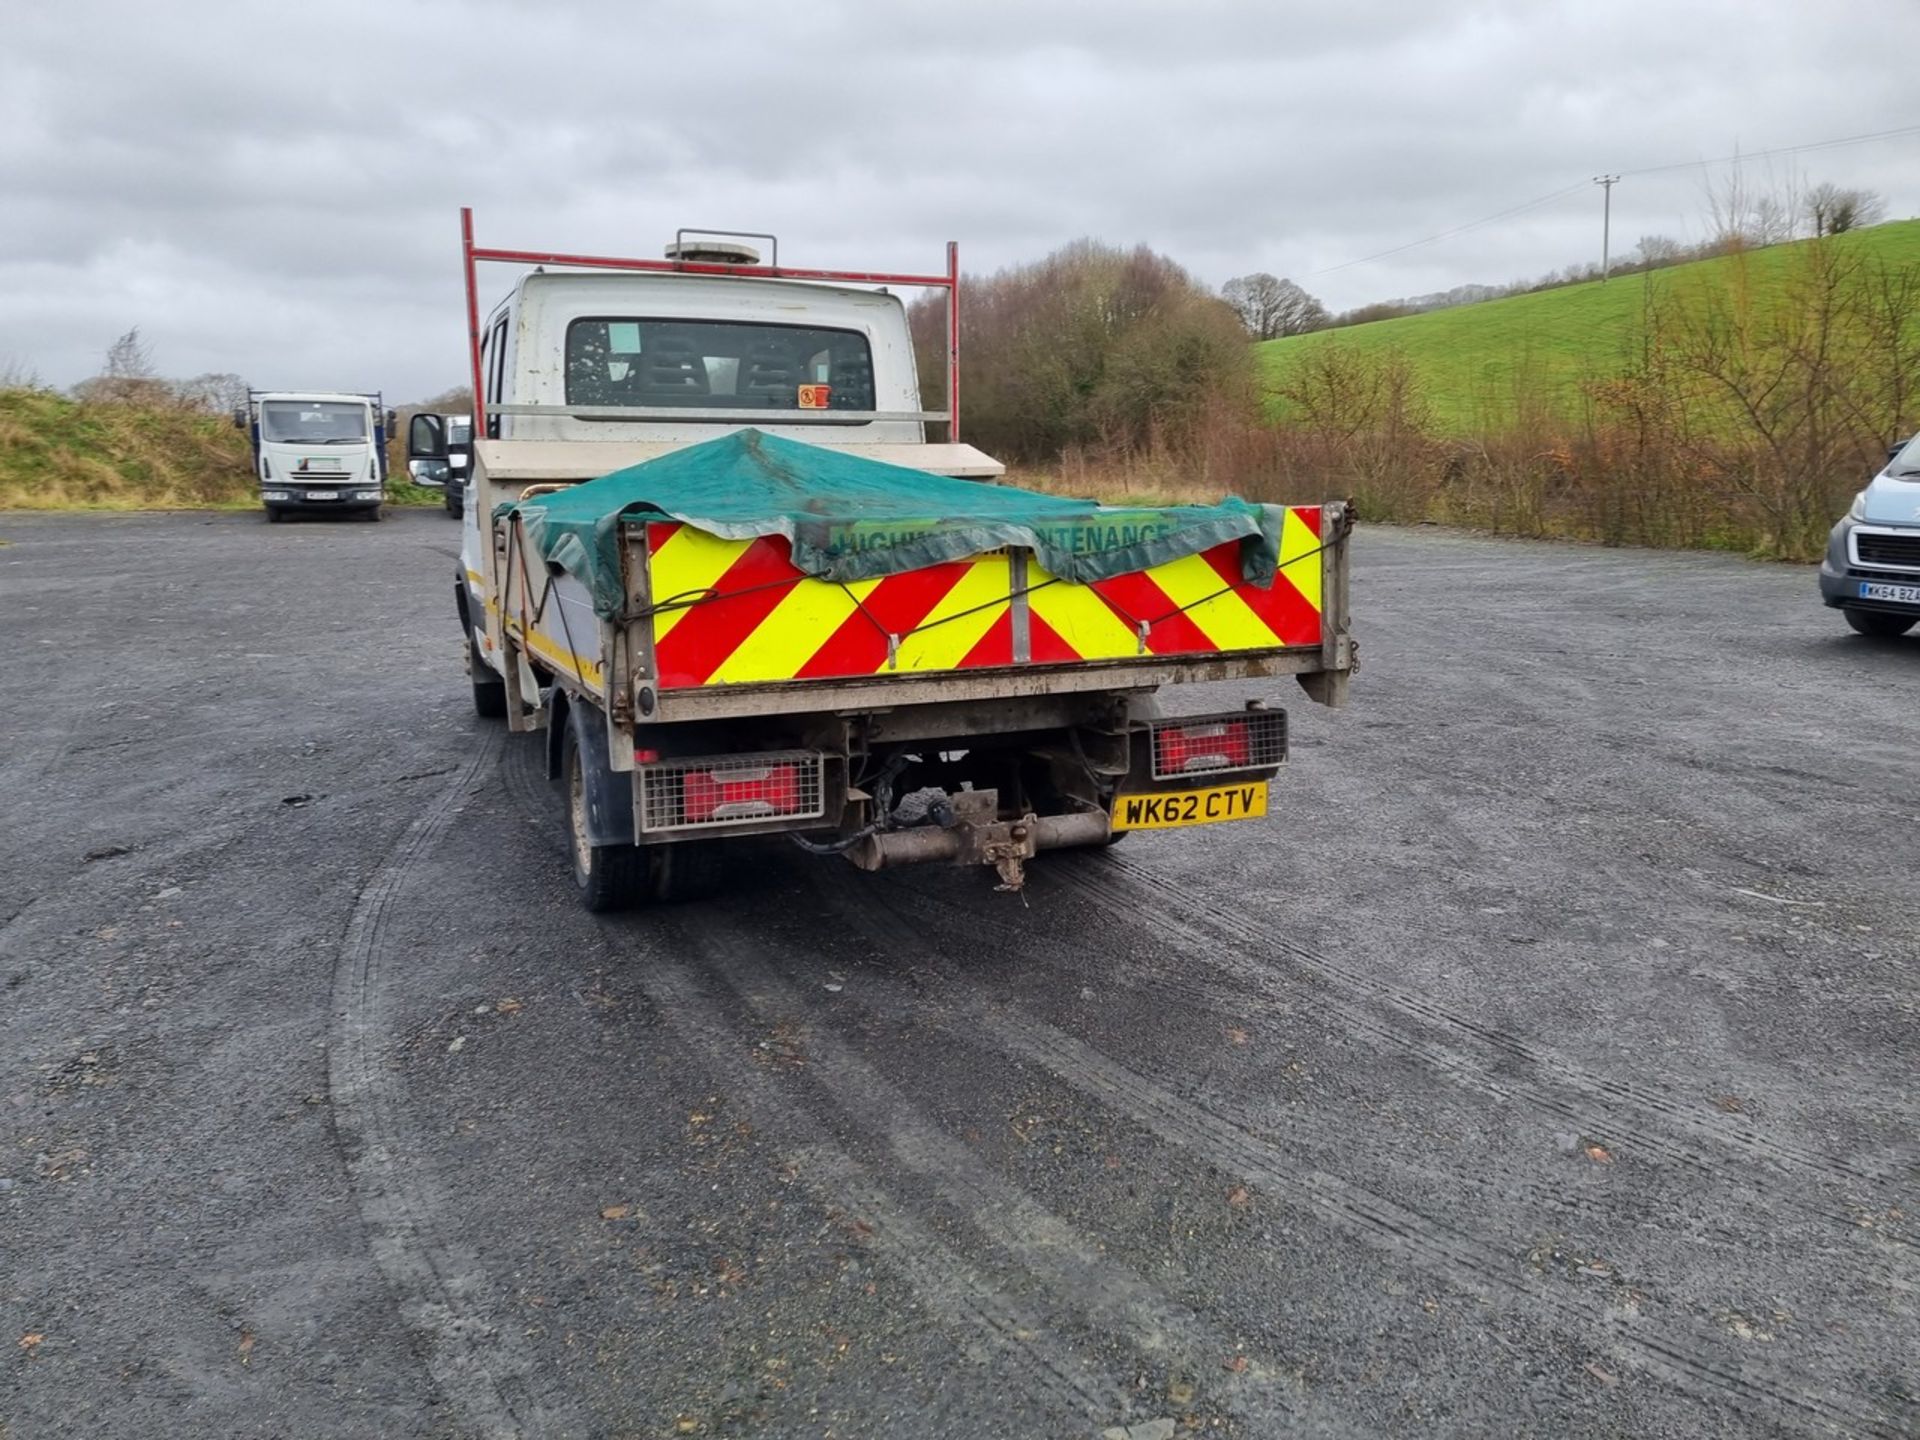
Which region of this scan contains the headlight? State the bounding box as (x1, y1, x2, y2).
(1849, 491, 1867, 521)
(262, 490, 291, 501)
(355, 490, 383, 501)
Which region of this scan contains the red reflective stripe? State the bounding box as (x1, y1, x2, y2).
(1027, 611, 1080, 664)
(793, 562, 971, 679)
(1201, 541, 1320, 647)
(647, 520, 683, 552)
(956, 608, 1013, 668)
(653, 537, 803, 687)
(1091, 571, 1217, 655)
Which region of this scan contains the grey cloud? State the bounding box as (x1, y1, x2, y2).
(2, 0, 1917, 398)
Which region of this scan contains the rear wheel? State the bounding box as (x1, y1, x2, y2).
(469, 634, 508, 718)
(562, 720, 724, 911)
(1844, 608, 1916, 637)
(565, 728, 647, 912)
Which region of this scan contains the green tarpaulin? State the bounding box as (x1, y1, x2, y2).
(504, 429, 1285, 619)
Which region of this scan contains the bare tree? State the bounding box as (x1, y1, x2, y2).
(0, 357, 43, 391)
(1222, 274, 1329, 341)
(1634, 235, 1685, 267)
(105, 327, 155, 382)
(1701, 165, 1804, 250)
(73, 326, 172, 406)
(173, 372, 250, 415)
(1806, 182, 1887, 237)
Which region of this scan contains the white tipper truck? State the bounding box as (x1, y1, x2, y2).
(436, 213, 1354, 908)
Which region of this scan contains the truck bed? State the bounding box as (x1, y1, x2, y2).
(494, 502, 1351, 725)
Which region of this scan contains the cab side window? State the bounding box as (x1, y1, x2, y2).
(485, 318, 508, 437)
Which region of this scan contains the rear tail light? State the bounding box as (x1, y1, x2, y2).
(684, 763, 799, 823)
(638, 750, 827, 833)
(1148, 709, 1286, 779)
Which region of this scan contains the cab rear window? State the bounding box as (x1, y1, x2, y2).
(565, 318, 876, 418)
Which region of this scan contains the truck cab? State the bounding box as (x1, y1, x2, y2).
(444, 234, 998, 670)
(236, 390, 394, 522)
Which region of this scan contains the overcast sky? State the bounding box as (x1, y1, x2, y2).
(4, 0, 1918, 400)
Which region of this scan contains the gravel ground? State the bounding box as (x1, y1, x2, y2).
(1, 509, 1914, 1440)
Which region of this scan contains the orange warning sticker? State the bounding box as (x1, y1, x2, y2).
(797, 383, 831, 410)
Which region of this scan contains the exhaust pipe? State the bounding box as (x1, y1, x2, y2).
(847, 810, 1109, 873)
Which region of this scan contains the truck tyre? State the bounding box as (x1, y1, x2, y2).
(564, 724, 647, 912)
(469, 635, 509, 718)
(1844, 608, 1915, 637)
(265, 507, 284, 524)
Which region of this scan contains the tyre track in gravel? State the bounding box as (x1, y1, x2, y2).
(860, 862, 1907, 1278)
(1050, 852, 1911, 1202)
(822, 864, 1909, 1440)
(328, 724, 590, 1440)
(492, 735, 1132, 1430)
(689, 916, 1325, 1436)
(631, 940, 1130, 1429)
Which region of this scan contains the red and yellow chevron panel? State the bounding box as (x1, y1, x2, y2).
(645, 508, 1323, 690)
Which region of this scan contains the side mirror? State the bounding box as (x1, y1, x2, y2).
(385, 408, 398, 431)
(232, 408, 247, 430)
(408, 412, 447, 460)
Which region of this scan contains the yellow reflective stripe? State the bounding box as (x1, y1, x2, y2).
(894, 555, 1008, 671)
(709, 575, 883, 684)
(1279, 508, 1323, 613)
(1028, 563, 1139, 659)
(649, 527, 751, 643)
(521, 629, 604, 688)
(1140, 552, 1280, 652)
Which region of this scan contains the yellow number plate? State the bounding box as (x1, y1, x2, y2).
(1114, 781, 1268, 832)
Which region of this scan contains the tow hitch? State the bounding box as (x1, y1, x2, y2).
(845, 788, 1109, 892)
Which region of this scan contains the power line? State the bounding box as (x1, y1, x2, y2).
(1618, 122, 1920, 178)
(1308, 120, 1920, 278)
(1309, 180, 1590, 276)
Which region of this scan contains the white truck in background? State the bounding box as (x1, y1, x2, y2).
(235, 390, 395, 522)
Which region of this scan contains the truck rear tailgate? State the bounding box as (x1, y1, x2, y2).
(630, 503, 1341, 696)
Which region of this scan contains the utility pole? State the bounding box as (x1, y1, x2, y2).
(1594, 175, 1620, 282)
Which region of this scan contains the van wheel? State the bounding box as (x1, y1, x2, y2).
(1844, 608, 1916, 637)
(564, 723, 646, 911)
(469, 635, 508, 718)
(265, 507, 284, 524)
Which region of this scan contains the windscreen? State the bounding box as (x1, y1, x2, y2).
(260, 401, 369, 444)
(1891, 433, 1920, 476)
(565, 319, 876, 419)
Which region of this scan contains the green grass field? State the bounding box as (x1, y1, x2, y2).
(0, 388, 440, 510)
(1257, 219, 1920, 434)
